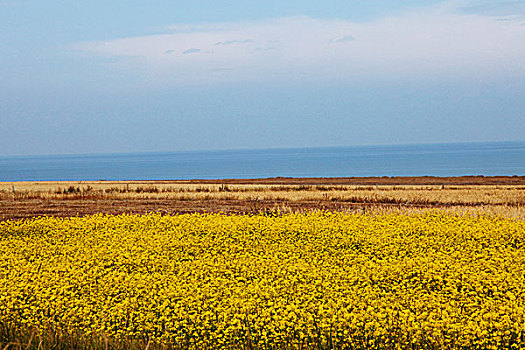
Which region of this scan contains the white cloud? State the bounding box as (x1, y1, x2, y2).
(73, 4, 525, 84)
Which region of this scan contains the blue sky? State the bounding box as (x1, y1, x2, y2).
(1, 0, 524, 156)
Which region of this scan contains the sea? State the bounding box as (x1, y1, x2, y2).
(1, 141, 524, 181)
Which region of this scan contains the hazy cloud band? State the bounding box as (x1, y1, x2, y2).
(73, 5, 525, 84)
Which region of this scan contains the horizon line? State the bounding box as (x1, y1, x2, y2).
(2, 139, 525, 159)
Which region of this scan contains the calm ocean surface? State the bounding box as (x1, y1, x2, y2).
(1, 142, 524, 181)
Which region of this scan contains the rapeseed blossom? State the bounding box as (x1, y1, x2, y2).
(1, 212, 524, 349)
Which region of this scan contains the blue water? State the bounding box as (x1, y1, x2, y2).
(1, 141, 524, 181)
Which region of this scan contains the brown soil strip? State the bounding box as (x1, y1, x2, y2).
(0, 196, 518, 222)
(181, 176, 525, 186)
(6, 176, 525, 186)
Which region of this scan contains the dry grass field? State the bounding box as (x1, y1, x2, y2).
(1, 177, 525, 220)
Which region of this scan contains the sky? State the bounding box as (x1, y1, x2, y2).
(1, 0, 524, 156)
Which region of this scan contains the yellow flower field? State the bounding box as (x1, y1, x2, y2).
(1, 212, 525, 349)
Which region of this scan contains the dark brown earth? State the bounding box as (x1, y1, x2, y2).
(181, 175, 525, 186)
(0, 198, 375, 221)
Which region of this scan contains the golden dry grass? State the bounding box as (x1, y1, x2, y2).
(2, 181, 525, 204)
(1, 180, 525, 220)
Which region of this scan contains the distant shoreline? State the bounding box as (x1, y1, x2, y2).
(3, 176, 525, 186)
(171, 175, 525, 186)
